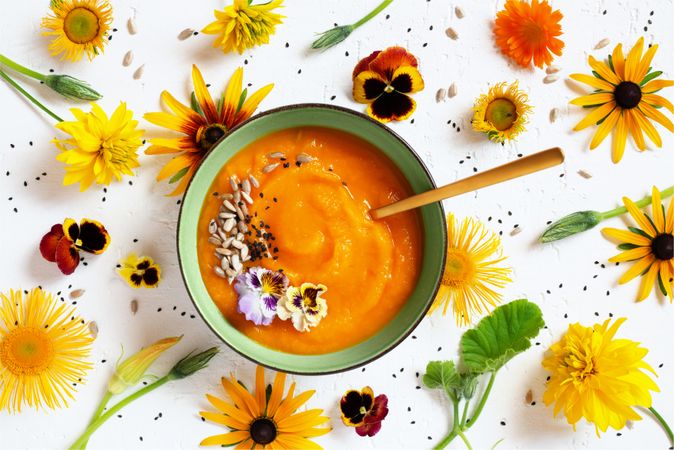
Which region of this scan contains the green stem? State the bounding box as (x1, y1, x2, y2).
(434, 393, 460, 450)
(0, 54, 46, 81)
(69, 376, 171, 450)
(79, 391, 113, 448)
(647, 406, 674, 447)
(433, 430, 457, 450)
(465, 372, 496, 430)
(352, 0, 394, 28)
(458, 430, 474, 450)
(460, 399, 470, 427)
(0, 70, 63, 122)
(601, 185, 674, 219)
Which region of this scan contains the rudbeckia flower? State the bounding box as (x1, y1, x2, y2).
(39, 218, 110, 275)
(117, 253, 161, 289)
(340, 387, 389, 437)
(277, 282, 328, 332)
(472, 81, 532, 143)
(234, 267, 288, 326)
(352, 46, 425, 122)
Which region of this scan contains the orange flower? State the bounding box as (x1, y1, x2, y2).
(494, 0, 564, 69)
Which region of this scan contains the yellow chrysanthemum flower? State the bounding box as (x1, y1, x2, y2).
(543, 318, 659, 434)
(472, 81, 532, 143)
(0, 288, 94, 413)
(428, 214, 512, 326)
(202, 0, 284, 54)
(54, 102, 144, 191)
(200, 365, 331, 448)
(41, 0, 113, 62)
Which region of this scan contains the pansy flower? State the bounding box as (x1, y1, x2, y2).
(340, 387, 389, 437)
(352, 46, 425, 122)
(234, 267, 288, 325)
(276, 282, 328, 332)
(118, 253, 161, 289)
(39, 218, 110, 275)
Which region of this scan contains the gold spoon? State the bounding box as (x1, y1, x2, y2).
(370, 147, 565, 220)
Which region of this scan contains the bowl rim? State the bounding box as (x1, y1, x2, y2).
(177, 102, 447, 374)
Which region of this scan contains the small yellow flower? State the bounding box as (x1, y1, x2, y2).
(276, 282, 328, 332)
(107, 336, 181, 395)
(429, 214, 512, 326)
(54, 102, 144, 191)
(543, 318, 659, 434)
(201, 0, 284, 55)
(0, 288, 94, 412)
(118, 253, 161, 289)
(472, 81, 532, 143)
(41, 0, 113, 62)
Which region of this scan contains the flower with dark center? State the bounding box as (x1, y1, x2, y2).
(614, 81, 642, 109)
(472, 81, 532, 143)
(340, 387, 389, 437)
(249, 417, 277, 445)
(40, 218, 110, 275)
(117, 253, 162, 289)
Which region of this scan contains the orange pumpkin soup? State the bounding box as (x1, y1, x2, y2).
(197, 126, 422, 354)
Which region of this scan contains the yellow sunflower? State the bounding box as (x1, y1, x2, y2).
(0, 288, 94, 413)
(543, 318, 659, 434)
(472, 81, 532, 143)
(602, 186, 673, 301)
(41, 0, 113, 62)
(144, 65, 273, 196)
(200, 365, 330, 448)
(54, 102, 144, 191)
(570, 37, 674, 163)
(429, 214, 512, 326)
(202, 0, 284, 55)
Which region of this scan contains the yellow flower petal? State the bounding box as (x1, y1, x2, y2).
(638, 102, 674, 133)
(588, 56, 620, 85)
(220, 67, 243, 127)
(573, 101, 615, 131)
(637, 261, 660, 301)
(651, 187, 665, 232)
(569, 73, 615, 92)
(234, 83, 274, 125)
(642, 94, 674, 113)
(612, 112, 628, 163)
(569, 93, 613, 107)
(601, 227, 651, 246)
(612, 43, 626, 80)
(624, 37, 644, 83)
(641, 79, 674, 94)
(618, 254, 654, 285)
(625, 109, 646, 150)
(192, 65, 219, 123)
(590, 107, 620, 150)
(608, 246, 651, 263)
(200, 431, 250, 447)
(623, 197, 658, 237)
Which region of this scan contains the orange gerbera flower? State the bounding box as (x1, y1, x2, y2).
(494, 0, 564, 68)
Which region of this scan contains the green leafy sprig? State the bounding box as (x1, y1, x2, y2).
(423, 300, 544, 450)
(311, 0, 394, 50)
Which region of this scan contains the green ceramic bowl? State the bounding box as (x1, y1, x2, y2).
(178, 104, 446, 374)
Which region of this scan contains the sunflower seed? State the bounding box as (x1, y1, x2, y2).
(133, 65, 145, 80)
(435, 88, 446, 103)
(226, 267, 237, 278)
(578, 169, 593, 179)
(455, 6, 465, 18)
(240, 202, 249, 216)
(510, 226, 522, 236)
(240, 245, 249, 260)
(214, 251, 223, 260)
(208, 219, 217, 234)
(594, 38, 610, 50)
(88, 321, 99, 338)
(236, 232, 244, 241)
(178, 28, 195, 40)
(242, 179, 251, 194)
(222, 199, 236, 212)
(220, 193, 233, 200)
(122, 51, 134, 67)
(233, 190, 241, 203)
(249, 174, 260, 188)
(219, 212, 236, 219)
(241, 191, 254, 205)
(215, 247, 231, 256)
(130, 299, 138, 314)
(222, 237, 233, 248)
(230, 175, 239, 191)
(268, 151, 285, 159)
(208, 236, 222, 246)
(263, 163, 279, 173)
(525, 390, 533, 404)
(223, 218, 236, 232)
(546, 65, 561, 74)
(543, 75, 558, 84)
(127, 17, 138, 35)
(217, 228, 229, 241)
(448, 83, 458, 98)
(214, 266, 226, 278)
(445, 27, 458, 40)
(549, 108, 559, 123)
(238, 221, 248, 233)
(235, 205, 245, 221)
(232, 239, 245, 250)
(231, 254, 242, 271)
(70, 289, 85, 299)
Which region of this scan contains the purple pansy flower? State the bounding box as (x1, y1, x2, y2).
(234, 266, 288, 326)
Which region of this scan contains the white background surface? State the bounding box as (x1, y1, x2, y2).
(1, 0, 674, 449)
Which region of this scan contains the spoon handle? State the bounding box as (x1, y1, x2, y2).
(371, 147, 565, 220)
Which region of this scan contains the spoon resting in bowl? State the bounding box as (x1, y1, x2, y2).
(370, 147, 565, 220)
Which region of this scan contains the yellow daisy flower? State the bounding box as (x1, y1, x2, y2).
(570, 37, 674, 163)
(0, 288, 94, 412)
(200, 365, 331, 448)
(117, 253, 161, 289)
(144, 65, 273, 196)
(429, 214, 512, 326)
(472, 81, 532, 143)
(54, 102, 144, 192)
(202, 0, 284, 55)
(41, 0, 113, 62)
(543, 318, 659, 434)
(602, 186, 673, 301)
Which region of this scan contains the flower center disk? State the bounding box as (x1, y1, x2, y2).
(0, 327, 55, 375)
(250, 417, 277, 445)
(198, 124, 227, 152)
(485, 98, 518, 131)
(613, 81, 642, 109)
(442, 249, 475, 286)
(63, 7, 100, 44)
(652, 233, 674, 260)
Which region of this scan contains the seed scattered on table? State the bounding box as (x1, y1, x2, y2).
(133, 64, 145, 80)
(578, 169, 593, 179)
(130, 299, 138, 314)
(455, 6, 464, 18)
(127, 17, 138, 35)
(543, 75, 558, 84)
(88, 321, 99, 338)
(549, 108, 559, 123)
(178, 28, 195, 40)
(435, 88, 446, 103)
(546, 65, 561, 74)
(594, 38, 610, 50)
(445, 27, 458, 40)
(70, 289, 85, 299)
(122, 51, 134, 67)
(448, 83, 458, 98)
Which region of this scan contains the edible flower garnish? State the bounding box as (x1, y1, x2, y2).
(276, 282, 328, 332)
(40, 218, 110, 275)
(352, 46, 425, 123)
(235, 267, 288, 326)
(117, 253, 162, 289)
(569, 37, 674, 163)
(200, 365, 331, 447)
(340, 387, 389, 437)
(601, 186, 674, 301)
(429, 214, 512, 326)
(0, 288, 94, 413)
(54, 102, 143, 191)
(493, 0, 564, 68)
(472, 81, 532, 143)
(542, 318, 670, 440)
(144, 65, 273, 196)
(41, 0, 113, 62)
(202, 0, 284, 55)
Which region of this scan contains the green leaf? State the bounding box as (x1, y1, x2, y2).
(459, 373, 479, 399)
(423, 360, 461, 395)
(169, 166, 189, 184)
(236, 88, 248, 113)
(640, 70, 661, 86)
(460, 299, 544, 374)
(658, 272, 668, 296)
(265, 383, 272, 404)
(190, 91, 204, 116)
(539, 211, 603, 243)
(617, 243, 640, 251)
(628, 226, 651, 239)
(608, 54, 614, 71)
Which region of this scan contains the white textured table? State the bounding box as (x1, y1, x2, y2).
(2, 0, 673, 449)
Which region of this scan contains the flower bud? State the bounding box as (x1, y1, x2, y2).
(311, 25, 354, 50)
(539, 210, 603, 243)
(168, 347, 219, 380)
(44, 74, 102, 101)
